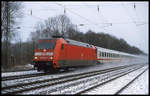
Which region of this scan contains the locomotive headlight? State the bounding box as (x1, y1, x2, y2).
(49, 57, 53, 59)
(35, 52, 42, 56)
(46, 52, 53, 56)
(34, 57, 38, 59)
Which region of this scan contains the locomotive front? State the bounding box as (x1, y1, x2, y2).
(33, 39, 56, 72)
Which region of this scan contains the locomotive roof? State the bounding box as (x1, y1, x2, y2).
(65, 39, 93, 48)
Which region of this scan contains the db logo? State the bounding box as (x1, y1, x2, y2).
(42, 53, 46, 55)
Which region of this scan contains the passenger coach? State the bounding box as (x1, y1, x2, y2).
(96, 46, 137, 63)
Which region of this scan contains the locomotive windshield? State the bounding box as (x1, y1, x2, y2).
(37, 40, 56, 49)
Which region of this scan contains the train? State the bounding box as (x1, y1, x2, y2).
(32, 36, 140, 72)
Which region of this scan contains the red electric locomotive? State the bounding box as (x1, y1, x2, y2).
(33, 36, 97, 72)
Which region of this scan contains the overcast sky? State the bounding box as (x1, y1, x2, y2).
(18, 1, 148, 54)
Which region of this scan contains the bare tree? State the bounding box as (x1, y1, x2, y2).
(1, 1, 23, 69)
(57, 15, 73, 37)
(1, 1, 23, 41)
(43, 14, 74, 37)
(44, 16, 60, 37)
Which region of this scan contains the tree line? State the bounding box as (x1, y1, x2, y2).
(1, 2, 146, 70)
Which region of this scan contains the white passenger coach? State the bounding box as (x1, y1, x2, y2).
(96, 46, 139, 63)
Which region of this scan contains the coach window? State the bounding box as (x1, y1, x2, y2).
(103, 52, 104, 57)
(103, 52, 105, 57)
(100, 52, 101, 57)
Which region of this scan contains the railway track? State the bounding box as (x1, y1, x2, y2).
(1, 63, 147, 95)
(2, 69, 34, 73)
(2, 72, 45, 81)
(78, 64, 148, 95)
(115, 67, 148, 94)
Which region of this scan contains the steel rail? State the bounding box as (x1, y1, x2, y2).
(2, 64, 139, 94)
(2, 72, 45, 81)
(2, 69, 34, 73)
(115, 67, 148, 94)
(76, 64, 147, 95)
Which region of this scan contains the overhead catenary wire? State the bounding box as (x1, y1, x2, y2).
(132, 3, 147, 26)
(65, 3, 147, 25)
(55, 2, 110, 31)
(83, 3, 106, 25)
(121, 3, 148, 27)
(21, 2, 148, 35)
(121, 3, 138, 26)
(84, 3, 112, 28)
(27, 3, 148, 27)
(82, 3, 123, 35)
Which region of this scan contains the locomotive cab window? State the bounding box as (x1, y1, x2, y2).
(37, 40, 56, 49)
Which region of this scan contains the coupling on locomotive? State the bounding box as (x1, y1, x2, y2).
(33, 36, 139, 72)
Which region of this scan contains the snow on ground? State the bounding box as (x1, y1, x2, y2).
(120, 68, 149, 94)
(82, 65, 148, 95)
(1, 70, 42, 77)
(21, 63, 148, 95)
(2, 59, 148, 88)
(2, 59, 147, 77)
(2, 59, 148, 95)
(2, 70, 76, 88)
